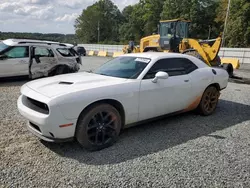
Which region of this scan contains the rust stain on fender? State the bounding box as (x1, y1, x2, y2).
(183, 96, 202, 112)
(59, 123, 74, 128)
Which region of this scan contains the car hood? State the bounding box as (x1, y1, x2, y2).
(25, 72, 127, 98)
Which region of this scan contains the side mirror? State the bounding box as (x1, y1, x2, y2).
(0, 54, 8, 60)
(152, 71, 169, 83)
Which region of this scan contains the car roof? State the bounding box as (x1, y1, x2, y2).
(120, 52, 209, 68)
(121, 52, 191, 59)
(2, 38, 74, 48)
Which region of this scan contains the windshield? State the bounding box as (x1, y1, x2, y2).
(160, 22, 175, 37)
(94, 56, 150, 79)
(176, 22, 188, 38)
(0, 42, 9, 53)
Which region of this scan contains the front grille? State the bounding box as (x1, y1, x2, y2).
(29, 122, 41, 133)
(23, 96, 49, 114)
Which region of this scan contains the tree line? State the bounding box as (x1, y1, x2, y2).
(75, 0, 250, 47)
(1, 0, 249, 47)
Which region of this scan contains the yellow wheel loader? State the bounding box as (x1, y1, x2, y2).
(123, 19, 240, 78)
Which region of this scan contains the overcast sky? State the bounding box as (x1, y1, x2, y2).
(0, 0, 138, 34)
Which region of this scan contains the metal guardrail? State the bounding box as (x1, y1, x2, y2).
(80, 44, 250, 64)
(0, 40, 249, 64)
(79, 44, 124, 53)
(219, 48, 250, 64)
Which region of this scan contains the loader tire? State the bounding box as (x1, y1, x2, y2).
(144, 48, 158, 52)
(222, 63, 234, 78)
(183, 50, 205, 62)
(213, 56, 221, 66)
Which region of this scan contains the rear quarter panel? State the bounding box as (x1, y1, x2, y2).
(189, 67, 217, 100)
(213, 67, 229, 90)
(187, 55, 229, 92)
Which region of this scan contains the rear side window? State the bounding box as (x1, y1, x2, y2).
(57, 48, 76, 57)
(34, 47, 54, 57)
(144, 57, 198, 79)
(4, 46, 29, 58)
(176, 58, 198, 74)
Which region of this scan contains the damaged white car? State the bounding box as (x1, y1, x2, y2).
(0, 39, 81, 79)
(17, 52, 229, 151)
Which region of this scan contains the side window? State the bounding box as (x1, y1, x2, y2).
(144, 59, 169, 79)
(56, 48, 75, 57)
(180, 58, 198, 74)
(34, 47, 54, 57)
(4, 46, 29, 58)
(176, 22, 188, 38)
(143, 58, 198, 79)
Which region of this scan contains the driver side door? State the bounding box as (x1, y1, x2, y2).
(138, 58, 195, 121)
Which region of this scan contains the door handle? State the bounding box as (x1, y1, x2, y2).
(184, 80, 189, 82)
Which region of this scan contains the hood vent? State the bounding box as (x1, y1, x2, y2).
(58, 81, 73, 85)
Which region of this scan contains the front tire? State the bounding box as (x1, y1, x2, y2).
(75, 103, 122, 151)
(196, 86, 220, 116)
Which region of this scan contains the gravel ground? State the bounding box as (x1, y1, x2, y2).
(231, 64, 250, 84)
(0, 57, 250, 187)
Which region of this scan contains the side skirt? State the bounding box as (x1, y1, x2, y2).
(123, 110, 187, 129)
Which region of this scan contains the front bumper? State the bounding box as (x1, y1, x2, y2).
(27, 121, 74, 143)
(17, 95, 77, 141)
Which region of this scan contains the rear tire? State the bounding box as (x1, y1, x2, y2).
(75, 103, 122, 151)
(55, 66, 70, 75)
(196, 86, 220, 116)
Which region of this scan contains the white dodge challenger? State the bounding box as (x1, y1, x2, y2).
(17, 52, 229, 151)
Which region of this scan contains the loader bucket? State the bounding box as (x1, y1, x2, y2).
(220, 58, 240, 69)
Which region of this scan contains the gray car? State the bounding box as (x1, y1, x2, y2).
(0, 39, 82, 79)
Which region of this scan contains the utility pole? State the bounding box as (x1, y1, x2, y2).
(222, 0, 231, 47)
(97, 21, 100, 43)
